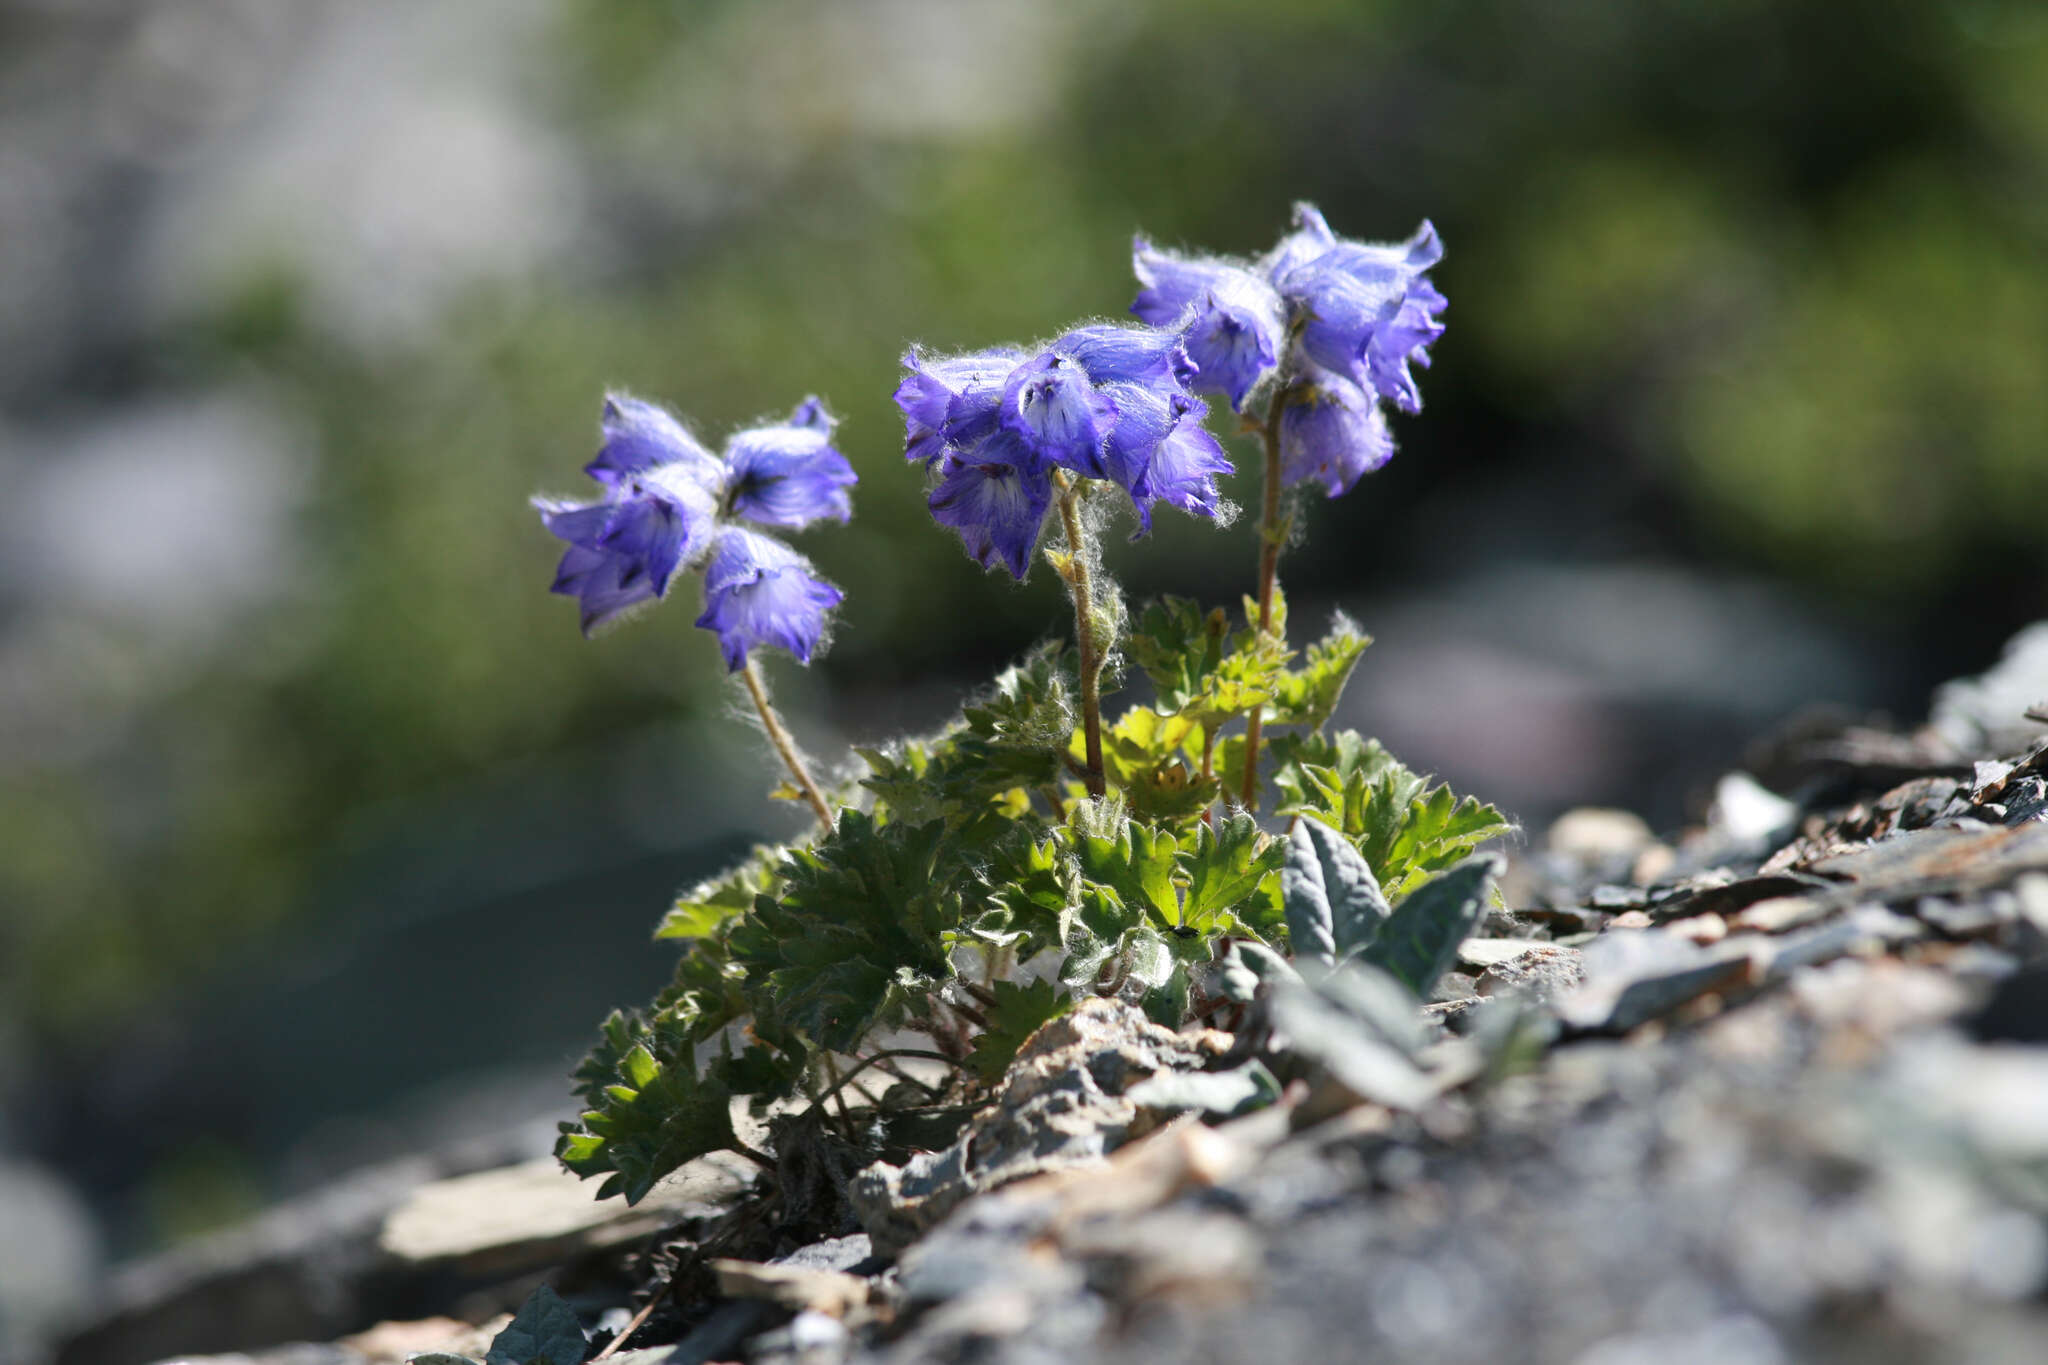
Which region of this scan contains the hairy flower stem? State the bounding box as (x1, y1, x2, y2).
(1239, 387, 1293, 810)
(1053, 471, 1107, 799)
(739, 658, 834, 830)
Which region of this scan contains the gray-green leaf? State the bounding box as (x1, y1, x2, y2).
(1270, 970, 1437, 1111)
(1282, 815, 1390, 964)
(1357, 852, 1501, 998)
(1126, 1060, 1281, 1117)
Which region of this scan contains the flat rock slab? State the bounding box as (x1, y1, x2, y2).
(1455, 937, 1545, 969)
(61, 1150, 755, 1365)
(379, 1153, 753, 1271)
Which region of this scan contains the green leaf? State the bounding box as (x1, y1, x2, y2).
(1123, 925, 1192, 1025)
(1072, 812, 1180, 924)
(1096, 705, 1198, 772)
(1128, 596, 1228, 713)
(1358, 853, 1503, 999)
(1265, 616, 1371, 731)
(856, 648, 1076, 833)
(964, 830, 1076, 960)
(657, 850, 782, 941)
(962, 640, 1077, 750)
(1179, 812, 1285, 933)
(1238, 585, 1288, 648)
(555, 1010, 741, 1205)
(727, 811, 961, 1052)
(1090, 707, 1219, 824)
(1361, 779, 1517, 903)
(859, 731, 1054, 831)
(486, 1284, 588, 1365)
(1281, 814, 1391, 963)
(1059, 881, 1144, 987)
(1274, 732, 1514, 901)
(1134, 596, 1290, 724)
(963, 978, 1072, 1084)
(706, 1042, 806, 1101)
(652, 937, 751, 1045)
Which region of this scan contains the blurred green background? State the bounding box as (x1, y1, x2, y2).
(2, 0, 2046, 1281)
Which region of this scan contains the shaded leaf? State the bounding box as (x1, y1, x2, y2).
(727, 812, 959, 1052)
(965, 830, 1076, 960)
(555, 1013, 741, 1204)
(962, 640, 1077, 750)
(964, 978, 1072, 1084)
(486, 1284, 587, 1365)
(1058, 882, 1144, 988)
(1127, 596, 1228, 714)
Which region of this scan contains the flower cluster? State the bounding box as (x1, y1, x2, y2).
(535, 395, 853, 668)
(896, 322, 1233, 579)
(1131, 203, 1444, 497)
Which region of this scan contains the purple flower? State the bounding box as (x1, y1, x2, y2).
(536, 460, 718, 635)
(1260, 201, 1337, 282)
(722, 398, 856, 529)
(894, 346, 1023, 465)
(786, 396, 833, 432)
(998, 353, 1118, 477)
(1127, 208, 1447, 420)
(586, 393, 721, 489)
(544, 543, 660, 634)
(1271, 215, 1445, 414)
(926, 429, 1054, 580)
(1278, 369, 1394, 498)
(1098, 382, 1233, 534)
(902, 321, 1232, 571)
(695, 527, 844, 671)
(1130, 239, 1287, 410)
(539, 392, 852, 649)
(1057, 322, 1198, 390)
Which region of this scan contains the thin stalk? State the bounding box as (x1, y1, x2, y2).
(1239, 386, 1293, 810)
(731, 1139, 778, 1173)
(942, 994, 992, 1032)
(1052, 471, 1106, 798)
(814, 1047, 961, 1109)
(591, 1293, 664, 1362)
(819, 1052, 859, 1142)
(958, 979, 1001, 1012)
(739, 657, 833, 830)
(865, 1054, 944, 1098)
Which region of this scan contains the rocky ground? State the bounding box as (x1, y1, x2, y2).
(47, 633, 2048, 1365)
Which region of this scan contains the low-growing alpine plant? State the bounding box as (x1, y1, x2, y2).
(539, 206, 1511, 1206)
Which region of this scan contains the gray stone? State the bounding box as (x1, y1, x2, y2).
(848, 999, 1225, 1256)
(1474, 943, 1585, 1006)
(378, 1152, 754, 1271)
